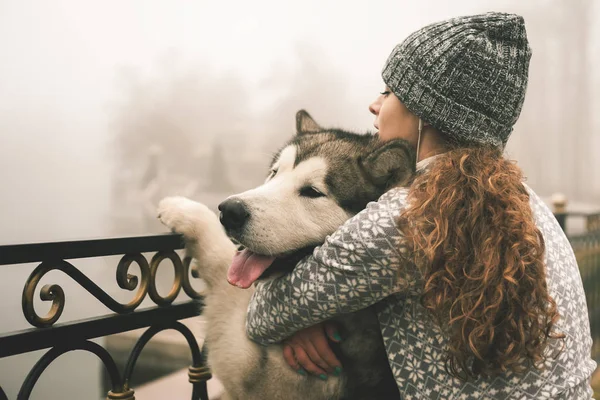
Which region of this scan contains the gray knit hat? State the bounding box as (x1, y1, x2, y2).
(382, 12, 532, 147)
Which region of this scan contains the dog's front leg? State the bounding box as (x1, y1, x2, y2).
(158, 196, 237, 289)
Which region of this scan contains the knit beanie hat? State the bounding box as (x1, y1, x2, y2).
(382, 12, 532, 147)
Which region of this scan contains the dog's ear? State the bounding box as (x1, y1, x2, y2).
(296, 110, 323, 135)
(359, 139, 416, 188)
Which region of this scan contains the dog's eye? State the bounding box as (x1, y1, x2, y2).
(299, 186, 325, 198)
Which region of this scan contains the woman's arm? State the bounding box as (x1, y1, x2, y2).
(246, 188, 421, 345)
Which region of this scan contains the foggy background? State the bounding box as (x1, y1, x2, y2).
(0, 0, 598, 398)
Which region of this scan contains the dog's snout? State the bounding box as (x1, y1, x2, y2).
(218, 198, 250, 231)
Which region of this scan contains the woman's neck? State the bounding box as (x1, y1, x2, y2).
(417, 127, 448, 163)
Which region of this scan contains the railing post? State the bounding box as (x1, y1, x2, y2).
(552, 192, 568, 232)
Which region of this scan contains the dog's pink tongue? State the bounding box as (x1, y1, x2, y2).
(227, 249, 276, 289)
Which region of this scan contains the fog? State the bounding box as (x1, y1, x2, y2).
(0, 0, 598, 398)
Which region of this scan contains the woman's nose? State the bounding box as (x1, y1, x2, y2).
(369, 101, 379, 116)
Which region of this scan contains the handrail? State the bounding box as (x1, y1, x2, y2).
(0, 233, 184, 266)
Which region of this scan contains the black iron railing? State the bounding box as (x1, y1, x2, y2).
(554, 206, 600, 360)
(1, 207, 597, 398)
(0, 234, 211, 400)
(569, 214, 600, 359)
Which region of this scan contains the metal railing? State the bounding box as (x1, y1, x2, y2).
(553, 196, 600, 360)
(0, 234, 211, 400)
(1, 203, 597, 399)
(568, 217, 600, 359)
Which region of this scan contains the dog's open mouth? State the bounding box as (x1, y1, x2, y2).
(227, 245, 316, 289)
(227, 248, 276, 289)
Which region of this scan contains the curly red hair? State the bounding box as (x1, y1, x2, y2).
(397, 146, 564, 379)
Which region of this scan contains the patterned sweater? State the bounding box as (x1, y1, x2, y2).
(246, 183, 596, 399)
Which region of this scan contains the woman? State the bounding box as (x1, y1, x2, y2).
(246, 12, 596, 398)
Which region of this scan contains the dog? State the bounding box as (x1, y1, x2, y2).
(158, 110, 415, 400)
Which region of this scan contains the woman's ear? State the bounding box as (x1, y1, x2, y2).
(296, 110, 323, 134)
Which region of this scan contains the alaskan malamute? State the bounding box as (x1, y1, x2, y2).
(158, 110, 415, 400)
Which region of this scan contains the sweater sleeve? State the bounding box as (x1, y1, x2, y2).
(246, 187, 422, 345)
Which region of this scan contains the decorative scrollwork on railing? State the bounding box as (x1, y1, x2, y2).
(17, 340, 132, 400)
(13, 322, 209, 400)
(148, 251, 183, 305)
(119, 321, 209, 400)
(22, 251, 203, 328)
(182, 256, 203, 300)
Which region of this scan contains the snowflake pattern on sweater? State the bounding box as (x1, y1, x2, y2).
(246, 185, 596, 399)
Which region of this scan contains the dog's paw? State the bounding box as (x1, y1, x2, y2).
(158, 196, 215, 238)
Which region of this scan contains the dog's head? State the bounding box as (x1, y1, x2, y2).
(220, 110, 415, 288)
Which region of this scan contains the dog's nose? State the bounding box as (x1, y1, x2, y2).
(218, 198, 250, 231)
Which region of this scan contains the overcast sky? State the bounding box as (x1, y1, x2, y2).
(0, 0, 598, 242)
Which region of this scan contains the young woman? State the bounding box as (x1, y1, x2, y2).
(245, 12, 596, 398)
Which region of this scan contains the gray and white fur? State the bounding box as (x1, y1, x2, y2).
(158, 110, 415, 400)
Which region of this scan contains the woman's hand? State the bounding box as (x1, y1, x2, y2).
(283, 322, 342, 379)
